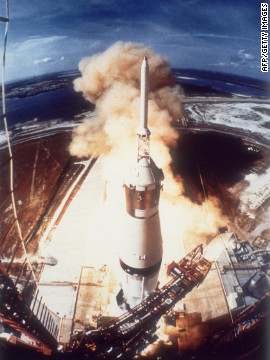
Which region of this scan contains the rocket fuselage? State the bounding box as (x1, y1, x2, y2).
(119, 57, 164, 309)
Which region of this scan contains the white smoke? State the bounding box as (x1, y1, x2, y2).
(69, 41, 227, 263)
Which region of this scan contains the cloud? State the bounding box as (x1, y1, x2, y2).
(18, 36, 67, 51)
(230, 49, 255, 66)
(34, 57, 54, 65)
(210, 49, 256, 70)
(210, 62, 227, 67)
(6, 2, 265, 81)
(193, 33, 254, 42)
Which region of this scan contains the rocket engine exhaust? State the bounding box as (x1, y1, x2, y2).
(118, 57, 164, 309)
(70, 42, 226, 302)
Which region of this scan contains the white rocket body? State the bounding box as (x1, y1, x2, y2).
(118, 57, 164, 309)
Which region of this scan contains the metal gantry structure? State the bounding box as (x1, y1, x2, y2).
(65, 244, 212, 359)
(0, 263, 59, 354)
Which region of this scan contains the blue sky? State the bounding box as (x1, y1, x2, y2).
(0, 0, 269, 81)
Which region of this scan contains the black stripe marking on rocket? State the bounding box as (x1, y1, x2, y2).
(119, 258, 162, 277)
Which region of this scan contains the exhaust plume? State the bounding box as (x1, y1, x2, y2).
(70, 41, 181, 163)
(69, 41, 226, 262)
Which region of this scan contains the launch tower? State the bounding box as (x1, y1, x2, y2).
(118, 57, 164, 309)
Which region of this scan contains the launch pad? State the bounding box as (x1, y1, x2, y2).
(65, 245, 212, 359)
(1, 130, 269, 359)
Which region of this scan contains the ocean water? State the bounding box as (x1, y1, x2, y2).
(174, 69, 269, 98)
(5, 86, 91, 127)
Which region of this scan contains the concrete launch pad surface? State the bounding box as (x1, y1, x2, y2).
(38, 155, 107, 304)
(36, 153, 123, 343)
(72, 266, 119, 332)
(175, 245, 230, 355)
(178, 263, 229, 322)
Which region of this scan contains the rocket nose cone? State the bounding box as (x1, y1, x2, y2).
(143, 56, 148, 63)
(142, 56, 149, 70)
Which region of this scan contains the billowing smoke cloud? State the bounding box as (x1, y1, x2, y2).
(69, 41, 226, 265)
(69, 41, 182, 169)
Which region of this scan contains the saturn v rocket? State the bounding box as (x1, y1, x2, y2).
(118, 57, 164, 309)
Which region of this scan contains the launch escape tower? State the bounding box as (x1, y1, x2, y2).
(118, 57, 164, 309)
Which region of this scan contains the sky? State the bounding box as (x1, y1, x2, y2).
(0, 0, 269, 82)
